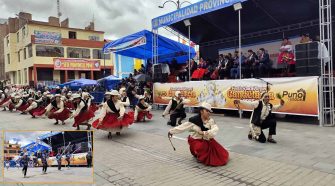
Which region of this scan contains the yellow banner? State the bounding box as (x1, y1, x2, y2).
(37, 153, 89, 166)
(153, 77, 319, 116)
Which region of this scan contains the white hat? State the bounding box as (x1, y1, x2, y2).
(72, 94, 81, 99)
(54, 94, 61, 97)
(37, 90, 41, 93)
(105, 91, 112, 95)
(0, 90, 3, 93)
(175, 91, 181, 97)
(23, 94, 30, 98)
(119, 88, 126, 94)
(199, 102, 213, 113)
(15, 95, 21, 99)
(82, 92, 89, 97)
(67, 92, 72, 96)
(28, 98, 34, 101)
(110, 90, 120, 96)
(43, 92, 48, 96)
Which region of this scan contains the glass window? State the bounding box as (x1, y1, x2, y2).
(22, 27, 26, 38)
(18, 70, 21, 84)
(67, 47, 90, 59)
(18, 51, 20, 62)
(24, 68, 27, 83)
(93, 49, 103, 59)
(28, 44, 32, 58)
(6, 36, 9, 46)
(69, 31, 76, 39)
(24, 48, 27, 59)
(16, 32, 19, 42)
(36, 45, 64, 57)
(7, 54, 10, 64)
(89, 36, 100, 41)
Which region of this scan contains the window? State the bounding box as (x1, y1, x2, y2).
(89, 36, 100, 41)
(67, 47, 90, 58)
(93, 49, 110, 59)
(24, 48, 27, 59)
(4, 150, 7, 153)
(27, 44, 33, 58)
(24, 68, 27, 83)
(9, 150, 17, 153)
(6, 36, 9, 46)
(36, 45, 64, 57)
(7, 54, 10, 64)
(22, 26, 26, 38)
(18, 70, 21, 84)
(69, 31, 77, 39)
(16, 32, 19, 42)
(18, 51, 20, 62)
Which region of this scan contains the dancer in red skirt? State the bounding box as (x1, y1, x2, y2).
(82, 92, 98, 113)
(134, 96, 152, 122)
(92, 90, 128, 139)
(1, 94, 16, 111)
(168, 102, 229, 166)
(71, 94, 95, 130)
(15, 95, 30, 113)
(45, 94, 71, 125)
(119, 88, 134, 127)
(22, 98, 39, 118)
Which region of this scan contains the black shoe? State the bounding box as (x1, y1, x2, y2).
(86, 124, 91, 130)
(76, 126, 80, 130)
(31, 116, 36, 118)
(267, 138, 277, 143)
(54, 121, 59, 125)
(167, 121, 172, 126)
(177, 118, 183, 125)
(108, 132, 112, 139)
(116, 132, 121, 136)
(248, 131, 252, 140)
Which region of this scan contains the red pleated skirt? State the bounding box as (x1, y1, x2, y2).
(73, 110, 95, 127)
(0, 98, 10, 106)
(89, 104, 99, 113)
(16, 104, 29, 112)
(137, 111, 153, 121)
(29, 107, 45, 116)
(8, 103, 15, 111)
(65, 101, 75, 110)
(33, 107, 46, 116)
(92, 112, 133, 130)
(188, 136, 229, 166)
(48, 108, 71, 121)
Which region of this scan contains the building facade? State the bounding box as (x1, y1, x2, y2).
(3, 12, 114, 87)
(0, 20, 9, 81)
(4, 141, 21, 161)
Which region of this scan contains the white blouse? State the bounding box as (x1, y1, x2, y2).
(169, 118, 219, 140)
(99, 100, 125, 122)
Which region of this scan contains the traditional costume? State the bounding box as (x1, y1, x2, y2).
(24, 98, 42, 118)
(15, 96, 30, 112)
(163, 91, 187, 126)
(119, 88, 134, 126)
(134, 96, 152, 122)
(71, 94, 95, 130)
(238, 92, 284, 143)
(33, 93, 52, 117)
(46, 94, 71, 125)
(92, 90, 131, 138)
(169, 102, 229, 166)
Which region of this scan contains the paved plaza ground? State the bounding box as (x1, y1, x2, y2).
(0, 109, 334, 185)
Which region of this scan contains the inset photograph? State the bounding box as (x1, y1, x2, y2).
(3, 131, 93, 184)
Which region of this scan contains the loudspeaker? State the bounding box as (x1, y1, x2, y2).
(295, 42, 321, 76)
(81, 142, 88, 152)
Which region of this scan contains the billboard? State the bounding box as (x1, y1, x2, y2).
(54, 58, 101, 71)
(34, 31, 61, 45)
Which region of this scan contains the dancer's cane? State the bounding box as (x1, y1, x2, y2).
(168, 133, 176, 151)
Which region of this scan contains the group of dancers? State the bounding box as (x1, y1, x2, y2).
(0, 86, 154, 138)
(1, 85, 285, 168)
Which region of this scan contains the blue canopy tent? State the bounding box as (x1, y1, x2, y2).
(103, 30, 196, 64)
(59, 78, 98, 90)
(21, 141, 51, 154)
(97, 75, 122, 91)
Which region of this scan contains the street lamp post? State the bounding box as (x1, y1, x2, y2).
(158, 0, 192, 42)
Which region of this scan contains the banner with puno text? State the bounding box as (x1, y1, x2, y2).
(153, 77, 319, 116)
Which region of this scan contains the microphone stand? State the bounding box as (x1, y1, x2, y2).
(257, 78, 273, 92)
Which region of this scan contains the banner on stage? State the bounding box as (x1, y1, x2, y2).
(153, 77, 319, 116)
(105, 36, 146, 52)
(37, 152, 88, 166)
(152, 0, 247, 29)
(53, 58, 101, 71)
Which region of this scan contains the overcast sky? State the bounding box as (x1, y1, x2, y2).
(0, 0, 200, 40)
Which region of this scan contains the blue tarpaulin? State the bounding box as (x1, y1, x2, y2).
(21, 141, 51, 153)
(103, 30, 196, 64)
(59, 78, 98, 89)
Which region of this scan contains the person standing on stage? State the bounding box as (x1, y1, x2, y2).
(168, 102, 229, 166)
(41, 150, 48, 174)
(163, 91, 188, 126)
(65, 152, 71, 169)
(21, 154, 29, 178)
(71, 94, 95, 130)
(234, 92, 285, 143)
(86, 151, 93, 168)
(45, 94, 71, 125)
(56, 152, 62, 170)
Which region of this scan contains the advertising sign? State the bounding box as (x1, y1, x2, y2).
(34, 31, 61, 45)
(54, 58, 101, 71)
